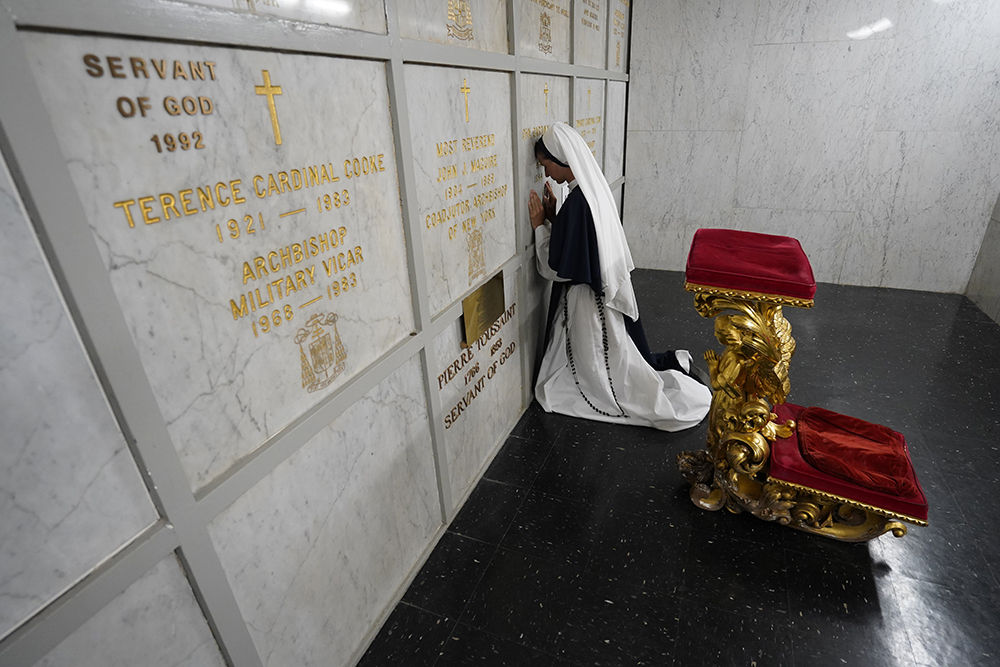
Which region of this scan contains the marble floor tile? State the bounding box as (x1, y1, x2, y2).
(402, 532, 496, 619)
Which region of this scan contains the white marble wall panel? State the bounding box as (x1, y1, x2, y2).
(574, 78, 605, 166)
(208, 355, 438, 667)
(517, 0, 571, 63)
(435, 276, 521, 508)
(628, 1, 755, 132)
(574, 0, 607, 68)
(843, 131, 1000, 293)
(623, 130, 740, 270)
(967, 215, 1000, 325)
(732, 208, 854, 285)
(23, 33, 413, 491)
(398, 0, 508, 53)
(0, 161, 156, 639)
(606, 0, 630, 72)
(755, 0, 898, 44)
(518, 74, 570, 206)
(33, 556, 225, 667)
(604, 80, 626, 181)
(179, 0, 388, 33)
(735, 39, 889, 211)
(877, 1, 1000, 133)
(406, 65, 516, 315)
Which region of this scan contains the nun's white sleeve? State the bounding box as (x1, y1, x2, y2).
(533, 224, 569, 282)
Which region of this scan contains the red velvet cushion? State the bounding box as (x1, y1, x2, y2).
(770, 403, 928, 522)
(798, 407, 919, 498)
(686, 228, 817, 300)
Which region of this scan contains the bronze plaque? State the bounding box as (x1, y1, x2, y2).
(462, 272, 505, 346)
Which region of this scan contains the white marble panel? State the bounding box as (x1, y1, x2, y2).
(179, 0, 388, 33)
(623, 130, 740, 270)
(23, 33, 413, 491)
(574, 0, 607, 68)
(406, 65, 516, 315)
(845, 131, 1000, 293)
(34, 556, 225, 667)
(208, 355, 438, 667)
(967, 217, 1000, 324)
(732, 208, 855, 285)
(435, 276, 522, 507)
(755, 0, 898, 44)
(606, 0, 630, 72)
(876, 0, 1000, 132)
(517, 0, 571, 62)
(628, 1, 755, 132)
(0, 161, 156, 639)
(735, 39, 889, 211)
(574, 78, 605, 167)
(518, 74, 570, 209)
(398, 0, 508, 53)
(604, 80, 626, 181)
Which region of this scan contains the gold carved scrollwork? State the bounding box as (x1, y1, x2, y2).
(677, 283, 921, 541)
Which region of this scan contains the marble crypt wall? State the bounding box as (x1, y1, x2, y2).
(625, 1, 1000, 295)
(0, 1, 629, 666)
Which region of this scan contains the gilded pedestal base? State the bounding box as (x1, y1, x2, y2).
(677, 285, 914, 542)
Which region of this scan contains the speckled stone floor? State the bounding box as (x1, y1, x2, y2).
(358, 269, 1000, 667)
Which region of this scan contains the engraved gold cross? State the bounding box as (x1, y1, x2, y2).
(544, 83, 549, 114)
(255, 70, 284, 145)
(460, 78, 472, 122)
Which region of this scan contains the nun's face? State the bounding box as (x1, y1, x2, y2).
(535, 154, 574, 183)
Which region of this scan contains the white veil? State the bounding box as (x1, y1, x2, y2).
(541, 122, 637, 320)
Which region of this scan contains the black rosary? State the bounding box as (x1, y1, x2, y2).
(563, 290, 629, 419)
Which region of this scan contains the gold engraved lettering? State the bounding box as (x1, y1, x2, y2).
(138, 196, 159, 225)
(107, 56, 126, 78)
(113, 199, 137, 228)
(460, 79, 472, 123)
(129, 57, 148, 78)
(83, 54, 103, 77)
(178, 189, 197, 215)
(151, 60, 168, 79)
(254, 70, 284, 146)
(173, 61, 189, 80)
(231, 179, 245, 204)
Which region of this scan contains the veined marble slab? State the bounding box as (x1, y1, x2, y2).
(604, 80, 625, 181)
(177, 0, 388, 33)
(844, 131, 1000, 292)
(755, 0, 898, 44)
(406, 65, 516, 315)
(877, 0, 1000, 133)
(398, 0, 508, 53)
(575, 78, 605, 167)
(22, 33, 413, 491)
(516, 0, 571, 63)
(0, 159, 156, 640)
(519, 74, 570, 206)
(574, 0, 607, 68)
(623, 130, 740, 271)
(33, 556, 225, 667)
(435, 275, 522, 507)
(628, 1, 755, 132)
(606, 0, 630, 72)
(736, 38, 889, 211)
(208, 355, 438, 667)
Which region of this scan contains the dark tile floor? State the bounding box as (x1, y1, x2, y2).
(359, 269, 1000, 667)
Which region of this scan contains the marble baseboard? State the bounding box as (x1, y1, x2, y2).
(208, 355, 439, 667)
(33, 556, 225, 667)
(0, 160, 156, 640)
